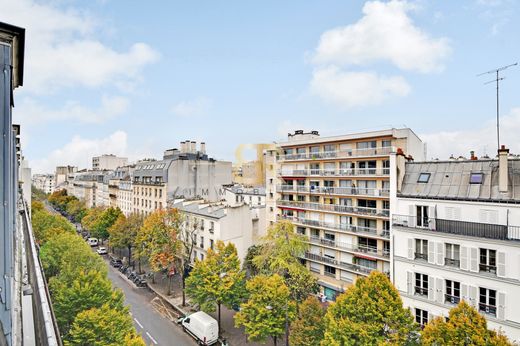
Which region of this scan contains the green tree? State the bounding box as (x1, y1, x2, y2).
(108, 213, 143, 268)
(136, 208, 181, 295)
(322, 271, 419, 346)
(235, 274, 296, 346)
(50, 270, 125, 335)
(289, 296, 325, 346)
(31, 208, 75, 244)
(81, 207, 105, 233)
(65, 304, 143, 346)
(185, 241, 246, 333)
(66, 198, 87, 223)
(422, 300, 513, 346)
(243, 244, 263, 277)
(178, 213, 198, 305)
(91, 207, 123, 242)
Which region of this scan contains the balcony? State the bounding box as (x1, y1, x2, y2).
(304, 252, 376, 276)
(277, 215, 388, 239)
(277, 200, 389, 218)
(414, 286, 428, 296)
(414, 252, 428, 261)
(479, 263, 497, 275)
(479, 303, 497, 317)
(278, 146, 395, 161)
(277, 185, 389, 198)
(445, 257, 460, 268)
(277, 168, 390, 177)
(445, 294, 460, 305)
(307, 236, 389, 258)
(392, 214, 520, 241)
(133, 180, 165, 186)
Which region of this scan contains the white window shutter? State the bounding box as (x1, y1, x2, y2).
(470, 248, 479, 272)
(407, 271, 413, 295)
(497, 251, 506, 277)
(469, 286, 478, 308)
(436, 242, 445, 265)
(460, 246, 469, 271)
(407, 238, 414, 260)
(428, 206, 436, 229)
(428, 276, 435, 300)
(408, 205, 416, 227)
(427, 312, 434, 324)
(436, 278, 444, 304)
(428, 241, 435, 264)
(498, 292, 506, 320)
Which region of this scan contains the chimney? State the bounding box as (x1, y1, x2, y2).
(470, 151, 477, 161)
(200, 142, 206, 154)
(190, 141, 196, 153)
(498, 145, 509, 193)
(180, 141, 186, 153)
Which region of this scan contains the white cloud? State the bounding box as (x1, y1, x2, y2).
(14, 95, 129, 124)
(31, 131, 128, 173)
(171, 97, 212, 117)
(0, 0, 159, 93)
(312, 0, 450, 73)
(421, 108, 520, 160)
(310, 65, 410, 108)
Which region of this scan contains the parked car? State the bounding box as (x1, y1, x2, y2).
(110, 257, 123, 268)
(87, 238, 98, 247)
(179, 311, 218, 345)
(96, 247, 107, 255)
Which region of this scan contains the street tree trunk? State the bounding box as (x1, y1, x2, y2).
(273, 336, 277, 346)
(167, 274, 172, 296)
(182, 273, 186, 306)
(128, 245, 133, 269)
(218, 302, 221, 337)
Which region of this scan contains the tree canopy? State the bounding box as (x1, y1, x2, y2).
(108, 212, 143, 265)
(289, 296, 326, 346)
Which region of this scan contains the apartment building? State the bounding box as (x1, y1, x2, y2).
(391, 147, 520, 342)
(113, 166, 134, 216)
(55, 165, 77, 190)
(32, 173, 55, 194)
(92, 154, 128, 171)
(69, 170, 109, 208)
(132, 141, 232, 216)
(267, 128, 424, 301)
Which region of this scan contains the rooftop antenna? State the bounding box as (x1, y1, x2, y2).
(477, 62, 518, 150)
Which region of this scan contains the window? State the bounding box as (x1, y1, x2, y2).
(479, 249, 496, 274)
(200, 253, 204, 261)
(356, 141, 376, 149)
(479, 288, 497, 316)
(415, 308, 428, 328)
(415, 273, 429, 296)
(310, 229, 320, 238)
(445, 280, 460, 304)
(209, 221, 214, 233)
(417, 173, 431, 183)
(445, 243, 460, 267)
(382, 140, 392, 147)
(416, 205, 429, 227)
(470, 173, 483, 184)
(210, 239, 214, 250)
(296, 227, 305, 235)
(200, 236, 204, 249)
(415, 239, 428, 261)
(324, 265, 336, 277)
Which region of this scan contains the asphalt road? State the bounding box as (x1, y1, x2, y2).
(106, 259, 196, 346)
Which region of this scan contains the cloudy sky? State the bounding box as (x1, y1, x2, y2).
(2, 0, 520, 173)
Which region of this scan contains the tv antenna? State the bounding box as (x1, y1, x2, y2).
(477, 62, 518, 150)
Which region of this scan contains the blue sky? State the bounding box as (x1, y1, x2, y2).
(2, 0, 520, 173)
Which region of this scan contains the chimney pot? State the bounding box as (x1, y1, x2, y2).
(498, 146, 509, 193)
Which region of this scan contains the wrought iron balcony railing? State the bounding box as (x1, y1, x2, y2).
(278, 146, 395, 161)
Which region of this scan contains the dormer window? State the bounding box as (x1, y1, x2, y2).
(470, 173, 483, 184)
(417, 173, 430, 183)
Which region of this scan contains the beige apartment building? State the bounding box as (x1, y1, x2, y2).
(266, 128, 423, 301)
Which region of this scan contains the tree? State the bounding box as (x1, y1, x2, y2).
(65, 304, 143, 346)
(91, 207, 123, 242)
(66, 198, 87, 223)
(322, 271, 419, 346)
(81, 207, 105, 234)
(50, 270, 125, 335)
(136, 208, 182, 295)
(235, 274, 296, 346)
(422, 300, 513, 346)
(243, 244, 263, 277)
(289, 296, 325, 346)
(185, 241, 247, 333)
(32, 208, 75, 244)
(108, 213, 143, 268)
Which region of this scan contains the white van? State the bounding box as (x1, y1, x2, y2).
(87, 238, 98, 247)
(180, 311, 218, 345)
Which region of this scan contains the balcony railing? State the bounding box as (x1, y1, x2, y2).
(277, 185, 389, 198)
(414, 252, 428, 261)
(278, 168, 390, 177)
(479, 263, 497, 275)
(278, 146, 395, 161)
(445, 294, 460, 305)
(392, 214, 520, 241)
(307, 236, 389, 258)
(304, 252, 377, 276)
(414, 286, 428, 296)
(324, 271, 336, 278)
(445, 258, 460, 267)
(479, 303, 497, 316)
(277, 215, 388, 239)
(277, 200, 389, 218)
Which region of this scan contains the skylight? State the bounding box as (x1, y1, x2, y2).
(417, 173, 431, 183)
(470, 173, 483, 184)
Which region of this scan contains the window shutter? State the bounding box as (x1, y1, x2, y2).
(428, 276, 435, 300)
(461, 283, 469, 302)
(428, 241, 435, 264)
(470, 248, 479, 272)
(408, 205, 416, 227)
(436, 242, 444, 265)
(469, 286, 478, 308)
(427, 312, 434, 324)
(436, 278, 444, 304)
(460, 246, 469, 271)
(407, 238, 414, 260)
(497, 251, 506, 277)
(498, 292, 506, 320)
(407, 271, 413, 295)
(428, 206, 436, 229)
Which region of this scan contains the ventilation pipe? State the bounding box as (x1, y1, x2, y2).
(499, 145, 509, 193)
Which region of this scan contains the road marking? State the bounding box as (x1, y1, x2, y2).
(134, 318, 143, 329)
(146, 331, 158, 345)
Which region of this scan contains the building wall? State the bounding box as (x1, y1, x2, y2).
(92, 155, 128, 171)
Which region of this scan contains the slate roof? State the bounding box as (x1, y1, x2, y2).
(399, 158, 520, 203)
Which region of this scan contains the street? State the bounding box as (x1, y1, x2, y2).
(105, 260, 196, 346)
